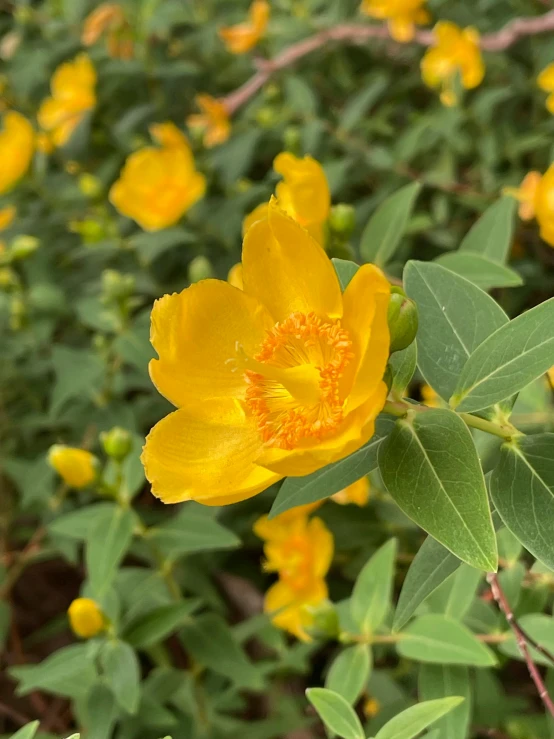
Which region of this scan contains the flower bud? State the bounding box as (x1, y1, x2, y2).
(188, 255, 213, 283)
(387, 286, 418, 353)
(68, 598, 106, 638)
(283, 125, 301, 153)
(102, 269, 135, 301)
(328, 204, 355, 238)
(48, 445, 98, 488)
(100, 426, 132, 461)
(0, 267, 19, 289)
(78, 173, 102, 198)
(10, 235, 39, 261)
(303, 600, 340, 640)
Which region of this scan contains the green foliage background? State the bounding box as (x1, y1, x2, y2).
(2, 0, 554, 738)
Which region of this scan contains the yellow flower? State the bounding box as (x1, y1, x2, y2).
(227, 262, 244, 289)
(363, 697, 381, 718)
(109, 123, 206, 231)
(421, 22, 484, 106)
(507, 166, 554, 248)
(255, 511, 333, 640)
(0, 111, 34, 195)
(361, 0, 430, 43)
(36, 131, 54, 155)
(0, 205, 16, 231)
(141, 199, 390, 505)
(243, 153, 331, 244)
(219, 0, 270, 54)
(187, 94, 230, 148)
(37, 54, 96, 148)
(332, 476, 370, 506)
(421, 383, 440, 407)
(538, 63, 554, 115)
(68, 598, 105, 638)
(48, 445, 97, 488)
(81, 3, 133, 60)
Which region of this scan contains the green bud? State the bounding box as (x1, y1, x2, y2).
(328, 204, 356, 237)
(100, 427, 133, 461)
(387, 287, 418, 353)
(9, 295, 25, 330)
(255, 106, 278, 127)
(283, 125, 301, 153)
(188, 255, 213, 283)
(303, 600, 339, 640)
(0, 267, 18, 289)
(263, 83, 280, 101)
(78, 173, 102, 198)
(102, 269, 135, 301)
(10, 235, 40, 261)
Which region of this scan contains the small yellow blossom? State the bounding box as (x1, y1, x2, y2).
(538, 63, 554, 115)
(243, 153, 331, 245)
(219, 0, 269, 54)
(363, 696, 381, 718)
(0, 111, 34, 195)
(37, 54, 96, 148)
(421, 383, 440, 407)
(332, 476, 370, 506)
(0, 205, 16, 231)
(82, 3, 133, 60)
(227, 262, 244, 290)
(361, 0, 430, 43)
(187, 94, 231, 148)
(255, 511, 333, 640)
(48, 445, 97, 488)
(109, 123, 206, 231)
(68, 598, 105, 638)
(421, 22, 484, 106)
(142, 199, 390, 505)
(507, 166, 554, 248)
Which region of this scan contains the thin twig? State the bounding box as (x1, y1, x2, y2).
(221, 11, 554, 115)
(487, 573, 554, 717)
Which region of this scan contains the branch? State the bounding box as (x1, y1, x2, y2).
(221, 10, 554, 115)
(487, 573, 554, 718)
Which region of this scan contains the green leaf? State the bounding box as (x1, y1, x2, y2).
(9, 722, 40, 739)
(50, 347, 104, 416)
(306, 688, 365, 739)
(0, 601, 9, 650)
(146, 505, 240, 559)
(374, 697, 465, 739)
(86, 506, 136, 597)
(389, 342, 417, 396)
(397, 614, 497, 666)
(379, 409, 497, 571)
(332, 258, 359, 290)
(180, 614, 262, 690)
(124, 600, 200, 648)
(101, 640, 141, 714)
(10, 644, 98, 700)
(442, 565, 483, 621)
(338, 73, 390, 133)
(394, 536, 461, 631)
(325, 645, 372, 704)
(360, 182, 421, 266)
(404, 261, 508, 400)
(131, 227, 197, 264)
(419, 666, 471, 739)
(499, 614, 554, 666)
(452, 298, 554, 412)
(351, 539, 397, 635)
(435, 253, 522, 290)
(491, 435, 554, 571)
(458, 196, 516, 264)
(270, 416, 394, 518)
(86, 683, 118, 739)
(48, 502, 119, 540)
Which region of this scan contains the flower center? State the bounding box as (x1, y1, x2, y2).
(243, 311, 354, 450)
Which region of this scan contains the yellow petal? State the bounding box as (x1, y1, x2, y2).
(242, 199, 342, 322)
(332, 476, 370, 506)
(273, 152, 330, 228)
(253, 502, 323, 540)
(227, 262, 244, 289)
(68, 598, 105, 638)
(308, 517, 334, 578)
(388, 17, 415, 42)
(265, 578, 327, 640)
(48, 445, 97, 488)
(539, 63, 554, 92)
(547, 92, 554, 115)
(341, 264, 390, 412)
(242, 202, 269, 236)
(149, 280, 274, 408)
(0, 204, 16, 231)
(142, 399, 281, 505)
(0, 111, 35, 195)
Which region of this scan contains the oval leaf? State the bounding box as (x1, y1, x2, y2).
(451, 297, 554, 412)
(325, 644, 372, 704)
(375, 696, 465, 739)
(379, 409, 497, 572)
(458, 196, 517, 264)
(435, 253, 522, 290)
(351, 539, 397, 635)
(123, 600, 200, 648)
(10, 722, 40, 739)
(100, 640, 141, 714)
(419, 665, 471, 739)
(86, 506, 136, 597)
(306, 688, 365, 739)
(499, 614, 554, 666)
(389, 342, 417, 396)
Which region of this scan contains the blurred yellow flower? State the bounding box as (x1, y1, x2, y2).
(363, 697, 381, 718)
(82, 3, 133, 60)
(538, 63, 554, 115)
(109, 122, 206, 231)
(227, 262, 244, 289)
(243, 153, 331, 244)
(547, 367, 554, 386)
(332, 476, 370, 506)
(421, 383, 440, 407)
(36, 131, 54, 155)
(219, 0, 269, 54)
(48, 445, 97, 488)
(68, 598, 105, 638)
(37, 53, 96, 148)
(187, 94, 230, 148)
(361, 0, 430, 42)
(507, 166, 554, 248)
(0, 205, 16, 231)
(142, 199, 390, 505)
(0, 111, 34, 195)
(421, 22, 484, 106)
(255, 510, 333, 640)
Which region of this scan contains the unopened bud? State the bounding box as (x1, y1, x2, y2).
(102, 269, 135, 301)
(387, 286, 418, 353)
(68, 598, 106, 639)
(303, 600, 339, 640)
(188, 255, 213, 283)
(10, 235, 39, 261)
(283, 125, 301, 153)
(78, 173, 102, 198)
(100, 426, 133, 461)
(329, 204, 355, 237)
